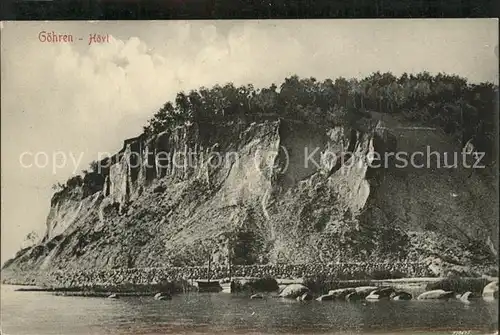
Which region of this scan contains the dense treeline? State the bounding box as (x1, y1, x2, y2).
(144, 72, 498, 162)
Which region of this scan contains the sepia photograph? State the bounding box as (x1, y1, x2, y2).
(1, 19, 499, 334)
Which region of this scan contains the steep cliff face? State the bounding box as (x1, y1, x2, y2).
(3, 118, 498, 277)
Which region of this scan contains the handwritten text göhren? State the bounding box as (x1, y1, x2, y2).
(38, 31, 111, 45)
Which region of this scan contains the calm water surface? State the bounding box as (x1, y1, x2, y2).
(1, 285, 498, 335)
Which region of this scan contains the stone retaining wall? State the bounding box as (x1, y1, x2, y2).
(1, 262, 431, 288)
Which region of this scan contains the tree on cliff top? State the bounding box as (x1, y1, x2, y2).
(88, 160, 99, 173)
(66, 175, 83, 188)
(51, 182, 64, 192)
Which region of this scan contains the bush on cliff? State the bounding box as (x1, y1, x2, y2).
(66, 175, 83, 188)
(230, 230, 266, 265)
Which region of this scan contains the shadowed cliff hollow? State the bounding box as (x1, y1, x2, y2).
(3, 116, 498, 278)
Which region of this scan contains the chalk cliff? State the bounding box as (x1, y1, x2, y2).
(2, 116, 498, 279)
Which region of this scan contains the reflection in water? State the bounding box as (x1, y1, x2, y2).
(1, 285, 498, 334)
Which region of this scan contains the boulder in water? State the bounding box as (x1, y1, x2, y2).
(366, 287, 396, 301)
(154, 292, 172, 300)
(482, 281, 498, 301)
(316, 294, 336, 301)
(327, 288, 356, 300)
(355, 286, 378, 294)
(346, 292, 364, 301)
(250, 293, 264, 299)
(459, 291, 474, 303)
(417, 289, 455, 300)
(391, 291, 412, 301)
(296, 292, 313, 301)
(279, 284, 310, 299)
(346, 286, 380, 301)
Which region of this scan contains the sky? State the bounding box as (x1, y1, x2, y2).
(1, 19, 498, 263)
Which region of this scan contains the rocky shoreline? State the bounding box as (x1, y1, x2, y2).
(3, 262, 498, 304)
(1, 262, 431, 288)
(6, 276, 498, 304)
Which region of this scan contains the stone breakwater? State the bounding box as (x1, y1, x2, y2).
(1, 263, 431, 288)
